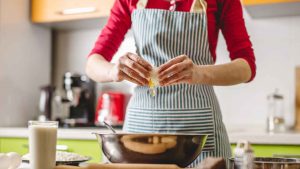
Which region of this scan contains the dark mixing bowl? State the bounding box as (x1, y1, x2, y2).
(94, 133, 208, 168)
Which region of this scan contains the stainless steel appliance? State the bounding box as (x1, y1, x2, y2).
(55, 72, 96, 126)
(38, 85, 56, 121)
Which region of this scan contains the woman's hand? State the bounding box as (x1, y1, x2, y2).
(158, 55, 197, 86)
(109, 52, 153, 86)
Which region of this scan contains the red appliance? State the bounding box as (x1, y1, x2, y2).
(95, 92, 128, 126)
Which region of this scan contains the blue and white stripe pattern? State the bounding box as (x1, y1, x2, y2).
(123, 0, 231, 167)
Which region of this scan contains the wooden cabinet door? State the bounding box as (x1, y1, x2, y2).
(243, 0, 300, 5)
(32, 0, 115, 23)
(0, 138, 102, 163)
(231, 144, 300, 157)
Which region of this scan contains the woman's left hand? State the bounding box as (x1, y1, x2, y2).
(158, 55, 197, 86)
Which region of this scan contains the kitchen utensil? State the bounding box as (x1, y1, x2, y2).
(95, 92, 127, 126)
(103, 121, 116, 133)
(93, 132, 208, 168)
(266, 89, 286, 133)
(229, 157, 300, 169)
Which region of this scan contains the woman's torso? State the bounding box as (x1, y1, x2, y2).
(126, 0, 221, 62)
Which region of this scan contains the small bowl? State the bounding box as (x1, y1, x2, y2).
(94, 133, 208, 168)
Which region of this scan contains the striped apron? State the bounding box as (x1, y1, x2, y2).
(123, 0, 232, 167)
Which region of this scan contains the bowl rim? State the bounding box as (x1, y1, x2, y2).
(92, 132, 211, 136)
(229, 157, 300, 164)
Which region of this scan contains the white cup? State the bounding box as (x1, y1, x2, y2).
(28, 121, 58, 169)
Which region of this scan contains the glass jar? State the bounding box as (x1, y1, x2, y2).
(266, 89, 286, 133)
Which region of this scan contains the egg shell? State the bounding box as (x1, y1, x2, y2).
(0, 153, 11, 169)
(150, 68, 159, 87)
(7, 152, 21, 169)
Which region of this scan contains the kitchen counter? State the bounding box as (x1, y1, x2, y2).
(228, 129, 300, 145)
(0, 127, 117, 140)
(1, 127, 300, 145)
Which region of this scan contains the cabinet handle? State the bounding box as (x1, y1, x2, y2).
(59, 7, 97, 15)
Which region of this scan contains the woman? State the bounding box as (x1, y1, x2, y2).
(86, 0, 256, 167)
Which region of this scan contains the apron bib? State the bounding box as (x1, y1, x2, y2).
(123, 0, 231, 167)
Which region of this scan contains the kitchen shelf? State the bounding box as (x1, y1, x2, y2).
(242, 0, 300, 18)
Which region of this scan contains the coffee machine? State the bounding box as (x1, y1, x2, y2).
(55, 72, 96, 127)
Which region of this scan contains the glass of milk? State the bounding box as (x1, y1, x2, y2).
(28, 121, 58, 169)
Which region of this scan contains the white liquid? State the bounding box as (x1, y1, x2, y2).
(29, 125, 57, 169)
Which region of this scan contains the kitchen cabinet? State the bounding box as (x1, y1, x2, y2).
(0, 138, 28, 155)
(243, 0, 300, 5)
(31, 0, 115, 23)
(0, 138, 102, 163)
(242, 0, 300, 18)
(1, 137, 300, 162)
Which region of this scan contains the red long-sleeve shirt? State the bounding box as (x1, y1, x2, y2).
(90, 0, 256, 81)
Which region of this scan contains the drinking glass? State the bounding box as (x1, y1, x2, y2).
(28, 121, 58, 169)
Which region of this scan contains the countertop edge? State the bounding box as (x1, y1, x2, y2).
(1, 127, 300, 145)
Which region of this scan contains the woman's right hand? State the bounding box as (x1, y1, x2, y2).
(109, 52, 153, 86)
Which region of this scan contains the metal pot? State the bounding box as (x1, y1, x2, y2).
(229, 157, 300, 169)
(93, 133, 208, 168)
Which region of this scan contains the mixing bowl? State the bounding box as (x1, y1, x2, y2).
(229, 157, 300, 169)
(94, 133, 208, 167)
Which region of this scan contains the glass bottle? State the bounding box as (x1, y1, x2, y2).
(266, 89, 286, 133)
(234, 140, 254, 169)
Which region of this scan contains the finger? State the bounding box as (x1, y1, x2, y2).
(119, 71, 144, 86)
(123, 57, 150, 79)
(121, 65, 148, 85)
(159, 60, 191, 81)
(158, 55, 188, 73)
(160, 70, 191, 86)
(121, 66, 148, 85)
(163, 76, 191, 86)
(127, 53, 153, 71)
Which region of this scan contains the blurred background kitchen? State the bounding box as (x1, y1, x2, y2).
(1, 0, 300, 163)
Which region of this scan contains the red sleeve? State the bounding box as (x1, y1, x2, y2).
(89, 0, 132, 61)
(219, 0, 256, 82)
